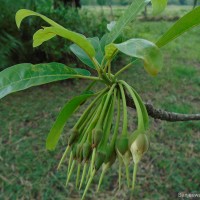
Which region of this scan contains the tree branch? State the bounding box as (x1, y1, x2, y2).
(126, 94, 200, 122)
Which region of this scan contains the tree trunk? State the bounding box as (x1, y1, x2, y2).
(54, 0, 81, 8)
(143, 6, 147, 19)
(179, 0, 186, 5)
(108, 0, 114, 20)
(193, 0, 198, 9)
(74, 0, 81, 8)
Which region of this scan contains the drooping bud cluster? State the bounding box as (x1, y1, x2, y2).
(57, 81, 150, 200)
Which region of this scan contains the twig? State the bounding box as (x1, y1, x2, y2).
(125, 94, 200, 122)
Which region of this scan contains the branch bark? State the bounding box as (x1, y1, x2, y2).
(126, 94, 200, 122)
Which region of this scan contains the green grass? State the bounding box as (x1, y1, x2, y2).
(1, 5, 200, 200)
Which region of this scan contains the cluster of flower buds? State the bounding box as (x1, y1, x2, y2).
(57, 80, 149, 200)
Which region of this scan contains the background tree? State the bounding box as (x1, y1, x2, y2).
(108, 0, 114, 19)
(193, 0, 198, 8)
(97, 0, 106, 13)
(54, 0, 81, 8)
(97, 0, 106, 6)
(179, 0, 186, 5)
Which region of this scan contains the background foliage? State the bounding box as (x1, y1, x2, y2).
(0, 0, 107, 70)
(1, 0, 199, 70)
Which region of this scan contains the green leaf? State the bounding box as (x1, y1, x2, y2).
(16, 9, 95, 58)
(70, 37, 103, 69)
(46, 93, 93, 150)
(105, 43, 118, 60)
(128, 92, 144, 131)
(113, 39, 163, 76)
(73, 68, 91, 76)
(151, 0, 168, 15)
(33, 26, 95, 58)
(107, 21, 116, 32)
(33, 27, 56, 47)
(70, 44, 95, 69)
(131, 88, 149, 130)
(16, 9, 63, 29)
(0, 62, 90, 99)
(120, 81, 145, 131)
(88, 37, 104, 64)
(101, 0, 150, 47)
(156, 6, 200, 48)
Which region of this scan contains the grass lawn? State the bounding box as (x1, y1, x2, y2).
(0, 5, 200, 200)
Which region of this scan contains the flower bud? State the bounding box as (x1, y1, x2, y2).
(92, 128, 103, 147)
(72, 145, 77, 159)
(76, 143, 83, 161)
(106, 151, 116, 167)
(115, 135, 129, 155)
(82, 142, 92, 161)
(68, 128, 79, 145)
(95, 150, 106, 171)
(130, 134, 149, 164)
(105, 145, 116, 164)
